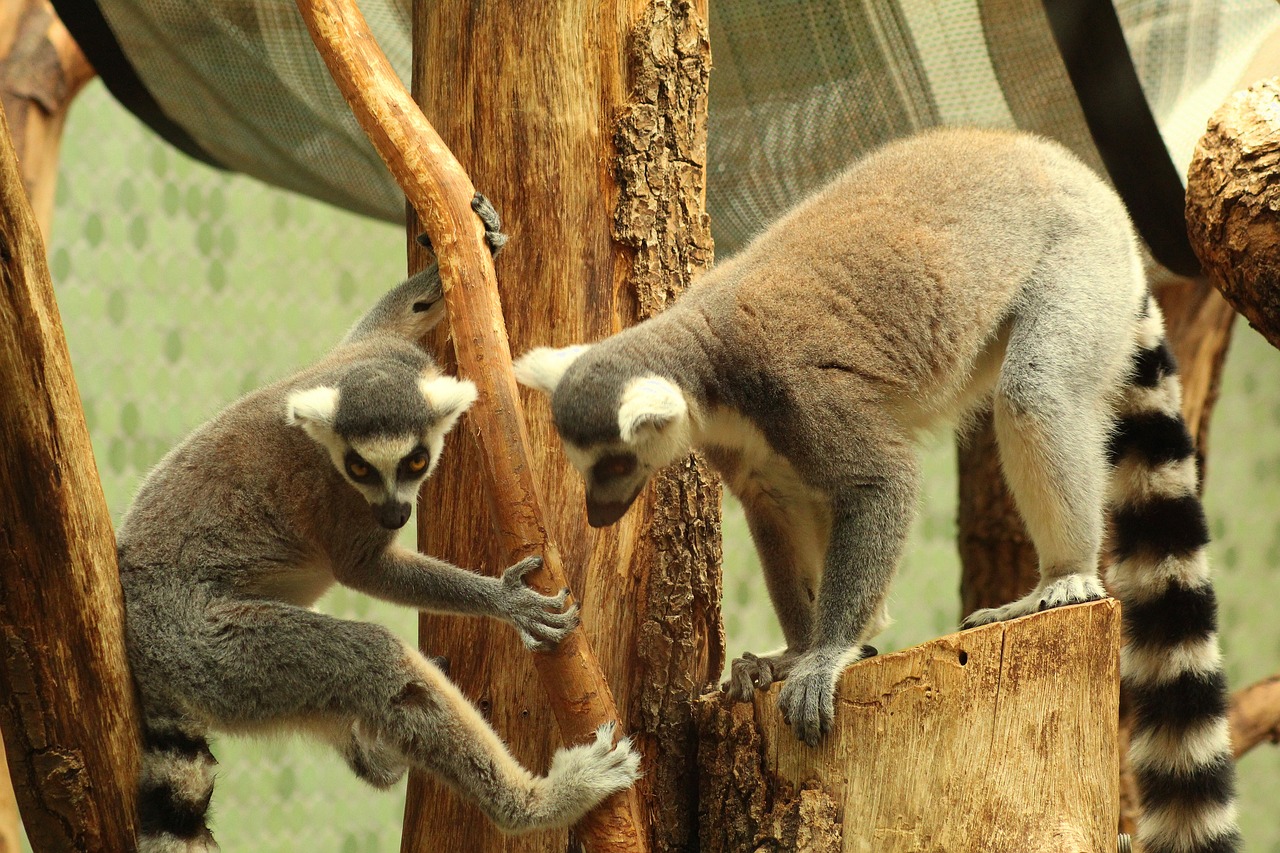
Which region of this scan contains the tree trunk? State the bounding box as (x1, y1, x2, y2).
(698, 601, 1121, 853)
(401, 2, 719, 851)
(0, 80, 138, 853)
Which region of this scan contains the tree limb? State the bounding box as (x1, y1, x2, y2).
(0, 90, 137, 853)
(292, 1, 647, 848)
(1186, 79, 1280, 351)
(1230, 672, 1280, 759)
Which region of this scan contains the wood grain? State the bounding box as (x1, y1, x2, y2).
(700, 600, 1121, 853)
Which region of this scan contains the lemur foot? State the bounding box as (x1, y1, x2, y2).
(415, 192, 508, 255)
(535, 723, 641, 827)
(962, 573, 1106, 628)
(776, 645, 871, 747)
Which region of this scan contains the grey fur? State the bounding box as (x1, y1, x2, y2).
(120, 199, 639, 851)
(516, 128, 1236, 851)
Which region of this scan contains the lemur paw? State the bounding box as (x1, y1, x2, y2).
(962, 573, 1106, 628)
(413, 192, 508, 255)
(545, 722, 642, 805)
(722, 649, 794, 702)
(470, 193, 508, 254)
(776, 646, 868, 747)
(499, 556, 580, 652)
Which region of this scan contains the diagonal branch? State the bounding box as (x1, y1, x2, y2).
(1230, 672, 1280, 759)
(292, 1, 646, 849)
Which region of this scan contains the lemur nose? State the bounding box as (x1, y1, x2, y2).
(374, 501, 412, 530)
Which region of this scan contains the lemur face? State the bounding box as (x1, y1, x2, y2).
(286, 374, 478, 530)
(562, 443, 651, 528)
(515, 345, 694, 529)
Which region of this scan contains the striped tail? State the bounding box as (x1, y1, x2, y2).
(137, 718, 219, 852)
(1106, 303, 1239, 853)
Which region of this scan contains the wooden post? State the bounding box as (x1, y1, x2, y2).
(0, 91, 138, 853)
(294, 0, 718, 849)
(404, 2, 719, 851)
(698, 601, 1121, 853)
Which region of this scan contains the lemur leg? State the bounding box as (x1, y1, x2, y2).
(175, 600, 637, 833)
(964, 276, 1134, 627)
(724, 497, 816, 701)
(777, 444, 920, 746)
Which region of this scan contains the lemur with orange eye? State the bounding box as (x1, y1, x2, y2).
(118, 196, 639, 852)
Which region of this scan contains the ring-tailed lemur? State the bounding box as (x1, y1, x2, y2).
(119, 195, 640, 852)
(515, 130, 1238, 853)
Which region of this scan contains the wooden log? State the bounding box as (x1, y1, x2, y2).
(1186, 79, 1280, 351)
(402, 2, 719, 851)
(698, 600, 1121, 853)
(1229, 672, 1280, 759)
(0, 93, 138, 853)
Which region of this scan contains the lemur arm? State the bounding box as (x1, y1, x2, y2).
(776, 462, 919, 746)
(342, 193, 507, 345)
(336, 547, 578, 652)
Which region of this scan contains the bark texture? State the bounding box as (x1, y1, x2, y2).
(399, 1, 719, 851)
(1187, 79, 1280, 351)
(698, 601, 1121, 853)
(0, 91, 138, 853)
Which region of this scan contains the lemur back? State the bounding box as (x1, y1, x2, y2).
(119, 197, 639, 851)
(516, 130, 1238, 853)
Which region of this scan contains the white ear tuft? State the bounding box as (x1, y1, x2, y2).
(285, 386, 339, 429)
(618, 376, 687, 444)
(419, 374, 479, 435)
(513, 345, 591, 395)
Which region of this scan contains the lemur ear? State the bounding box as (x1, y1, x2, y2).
(618, 376, 687, 444)
(285, 386, 340, 433)
(512, 345, 591, 395)
(419, 375, 479, 435)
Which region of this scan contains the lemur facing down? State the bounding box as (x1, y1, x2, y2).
(118, 196, 639, 852)
(516, 129, 1237, 853)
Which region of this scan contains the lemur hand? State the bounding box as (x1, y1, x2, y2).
(497, 556, 579, 652)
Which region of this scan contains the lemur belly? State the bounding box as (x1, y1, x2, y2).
(701, 409, 831, 597)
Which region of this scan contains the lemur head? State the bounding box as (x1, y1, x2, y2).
(515, 345, 692, 527)
(286, 361, 477, 530)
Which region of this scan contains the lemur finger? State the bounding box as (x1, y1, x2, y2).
(504, 555, 544, 586)
(540, 605, 579, 631)
(470, 192, 509, 254)
(412, 193, 507, 256)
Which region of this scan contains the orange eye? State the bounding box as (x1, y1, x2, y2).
(407, 455, 428, 473)
(348, 459, 370, 478)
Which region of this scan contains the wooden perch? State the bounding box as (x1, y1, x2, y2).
(1187, 79, 1280, 350)
(1229, 672, 1280, 759)
(0, 94, 138, 851)
(293, 1, 646, 848)
(698, 600, 1121, 853)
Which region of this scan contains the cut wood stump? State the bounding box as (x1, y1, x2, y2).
(698, 599, 1120, 853)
